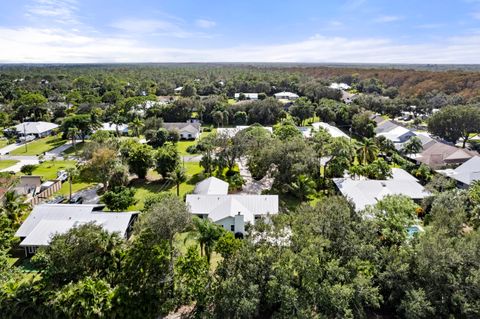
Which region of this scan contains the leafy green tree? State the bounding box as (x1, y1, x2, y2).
(351, 111, 376, 138)
(402, 136, 423, 156)
(101, 186, 136, 211)
(80, 147, 126, 191)
(155, 143, 180, 178)
(66, 126, 80, 154)
(233, 111, 248, 125)
(289, 97, 314, 125)
(187, 217, 225, 264)
(20, 164, 37, 175)
(428, 105, 480, 148)
(180, 82, 197, 97)
(168, 166, 187, 196)
(14, 92, 48, 121)
(273, 119, 302, 140)
(147, 127, 169, 148)
(65, 167, 78, 202)
(125, 143, 154, 179)
(62, 114, 100, 142)
(1, 190, 30, 226)
(364, 158, 392, 179)
(129, 117, 144, 137)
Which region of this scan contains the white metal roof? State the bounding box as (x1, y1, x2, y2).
(438, 156, 480, 186)
(234, 93, 258, 99)
(16, 204, 138, 246)
(312, 122, 349, 139)
(217, 125, 273, 138)
(274, 91, 299, 99)
(333, 169, 430, 211)
(377, 126, 415, 143)
(101, 123, 129, 133)
(193, 177, 229, 195)
(186, 194, 278, 223)
(13, 122, 58, 135)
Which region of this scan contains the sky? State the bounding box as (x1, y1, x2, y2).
(0, 0, 480, 63)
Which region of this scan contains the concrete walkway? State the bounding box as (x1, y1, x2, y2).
(0, 158, 39, 173)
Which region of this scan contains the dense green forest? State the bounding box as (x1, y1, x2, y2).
(1, 64, 480, 318)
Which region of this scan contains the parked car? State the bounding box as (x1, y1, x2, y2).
(57, 170, 68, 182)
(68, 195, 84, 204)
(47, 195, 65, 204)
(17, 135, 35, 143)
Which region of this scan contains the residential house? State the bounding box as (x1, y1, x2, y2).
(163, 122, 201, 140)
(100, 123, 129, 135)
(217, 125, 273, 138)
(186, 194, 279, 235)
(274, 91, 299, 100)
(234, 93, 258, 100)
(333, 168, 430, 212)
(329, 83, 351, 90)
(311, 122, 350, 139)
(8, 121, 59, 138)
(193, 176, 229, 195)
(174, 86, 183, 94)
(437, 156, 480, 188)
(15, 204, 138, 256)
(415, 142, 477, 169)
(374, 117, 416, 147)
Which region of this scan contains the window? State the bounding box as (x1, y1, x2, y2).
(27, 246, 36, 254)
(230, 225, 235, 231)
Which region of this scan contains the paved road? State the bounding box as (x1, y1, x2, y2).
(0, 142, 26, 155)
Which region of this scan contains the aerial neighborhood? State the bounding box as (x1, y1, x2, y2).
(1, 64, 480, 318)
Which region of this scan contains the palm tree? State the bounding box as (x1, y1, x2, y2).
(290, 174, 316, 201)
(186, 217, 225, 264)
(356, 138, 379, 165)
(1, 191, 30, 226)
(67, 126, 80, 155)
(65, 167, 79, 202)
(403, 136, 423, 157)
(168, 166, 187, 196)
(129, 117, 144, 137)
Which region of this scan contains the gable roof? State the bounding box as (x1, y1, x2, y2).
(186, 194, 278, 223)
(438, 156, 480, 186)
(16, 204, 138, 246)
(163, 122, 201, 134)
(333, 168, 430, 211)
(312, 122, 349, 139)
(217, 125, 273, 138)
(194, 177, 229, 195)
(274, 91, 299, 99)
(101, 123, 129, 132)
(13, 122, 58, 135)
(417, 142, 477, 168)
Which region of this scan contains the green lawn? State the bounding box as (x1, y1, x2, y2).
(62, 142, 86, 156)
(177, 140, 196, 156)
(29, 160, 77, 180)
(130, 161, 203, 211)
(10, 135, 66, 156)
(0, 160, 18, 170)
(175, 232, 221, 271)
(0, 139, 8, 149)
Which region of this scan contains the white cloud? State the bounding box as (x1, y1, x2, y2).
(25, 0, 80, 25)
(195, 19, 216, 28)
(110, 18, 214, 38)
(374, 15, 403, 23)
(1, 26, 480, 64)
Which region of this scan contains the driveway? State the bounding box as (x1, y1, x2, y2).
(182, 155, 202, 162)
(73, 185, 102, 204)
(0, 142, 25, 155)
(0, 157, 39, 173)
(237, 157, 274, 194)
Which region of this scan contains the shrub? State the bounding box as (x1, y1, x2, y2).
(20, 164, 37, 175)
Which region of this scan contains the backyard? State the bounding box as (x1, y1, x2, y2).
(10, 135, 66, 156)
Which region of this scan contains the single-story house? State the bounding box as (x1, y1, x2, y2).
(415, 141, 477, 169)
(437, 156, 480, 188)
(311, 122, 350, 139)
(217, 125, 273, 138)
(100, 123, 129, 135)
(298, 126, 313, 138)
(186, 194, 279, 235)
(163, 122, 201, 140)
(8, 121, 59, 138)
(194, 176, 229, 195)
(15, 204, 138, 256)
(374, 117, 416, 145)
(234, 93, 258, 100)
(333, 168, 430, 212)
(274, 91, 299, 100)
(174, 86, 183, 94)
(329, 83, 351, 90)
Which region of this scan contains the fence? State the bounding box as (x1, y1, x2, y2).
(28, 180, 63, 206)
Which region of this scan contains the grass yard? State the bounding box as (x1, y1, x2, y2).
(177, 140, 196, 156)
(57, 181, 96, 197)
(130, 161, 203, 210)
(175, 232, 222, 271)
(29, 160, 77, 180)
(0, 159, 18, 170)
(0, 139, 8, 149)
(10, 135, 66, 156)
(62, 141, 86, 156)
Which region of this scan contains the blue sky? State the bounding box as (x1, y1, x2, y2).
(0, 0, 480, 63)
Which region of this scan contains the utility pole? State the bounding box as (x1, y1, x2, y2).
(23, 122, 28, 153)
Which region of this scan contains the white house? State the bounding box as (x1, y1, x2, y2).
(437, 156, 480, 188)
(186, 194, 279, 235)
(274, 91, 299, 100)
(217, 125, 273, 138)
(193, 176, 229, 195)
(100, 123, 129, 134)
(174, 86, 183, 94)
(10, 121, 58, 138)
(312, 122, 349, 139)
(329, 83, 351, 90)
(333, 168, 430, 212)
(234, 93, 258, 100)
(163, 122, 201, 140)
(15, 204, 138, 255)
